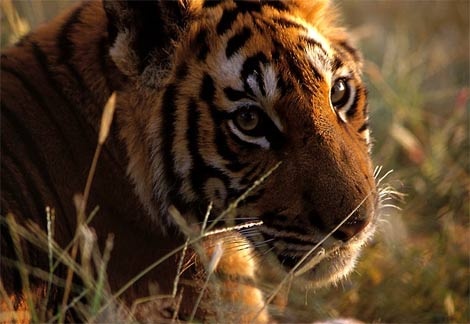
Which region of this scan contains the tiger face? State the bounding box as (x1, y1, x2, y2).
(108, 0, 377, 288)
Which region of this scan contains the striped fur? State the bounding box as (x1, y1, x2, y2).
(1, 0, 377, 321)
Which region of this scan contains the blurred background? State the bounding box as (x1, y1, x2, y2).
(2, 0, 469, 323)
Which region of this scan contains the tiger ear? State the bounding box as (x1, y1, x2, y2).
(103, 0, 190, 79)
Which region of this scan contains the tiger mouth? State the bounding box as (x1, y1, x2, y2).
(238, 218, 375, 286)
(247, 226, 369, 285)
(273, 243, 340, 275)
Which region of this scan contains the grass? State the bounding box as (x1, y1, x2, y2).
(1, 0, 469, 323)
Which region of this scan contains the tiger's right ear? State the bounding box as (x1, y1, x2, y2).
(103, 0, 191, 79)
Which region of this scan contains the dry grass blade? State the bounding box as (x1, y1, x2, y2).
(1, 257, 82, 293)
(52, 206, 100, 271)
(41, 206, 56, 320)
(61, 92, 117, 318)
(98, 92, 117, 145)
(48, 289, 89, 323)
(173, 238, 190, 297)
(1, 0, 30, 43)
(91, 234, 114, 314)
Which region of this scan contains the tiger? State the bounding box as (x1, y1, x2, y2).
(1, 0, 378, 322)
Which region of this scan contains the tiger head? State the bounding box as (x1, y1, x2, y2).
(105, 0, 377, 288)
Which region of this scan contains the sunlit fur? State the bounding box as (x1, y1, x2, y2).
(1, 0, 377, 321)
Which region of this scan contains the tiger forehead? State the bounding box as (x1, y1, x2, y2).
(172, 2, 347, 133)
(184, 4, 339, 86)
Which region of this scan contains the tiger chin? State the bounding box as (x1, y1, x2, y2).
(1, 0, 378, 322)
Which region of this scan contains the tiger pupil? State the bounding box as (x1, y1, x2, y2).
(236, 108, 259, 132)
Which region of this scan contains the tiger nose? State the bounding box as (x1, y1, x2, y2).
(332, 212, 370, 242)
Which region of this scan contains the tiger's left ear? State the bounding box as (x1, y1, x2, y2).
(103, 0, 193, 80)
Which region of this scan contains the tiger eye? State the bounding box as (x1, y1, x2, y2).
(235, 107, 260, 132)
(331, 79, 349, 108)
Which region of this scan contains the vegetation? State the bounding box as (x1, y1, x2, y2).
(1, 0, 468, 323)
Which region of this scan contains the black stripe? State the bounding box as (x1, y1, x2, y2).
(300, 36, 329, 58)
(200, 75, 247, 172)
(217, 9, 239, 35)
(331, 56, 343, 71)
(241, 52, 268, 80)
(252, 17, 273, 34)
(226, 27, 252, 58)
(215, 128, 247, 172)
(175, 63, 189, 80)
(159, 86, 194, 214)
(362, 88, 369, 119)
(195, 28, 209, 61)
(160, 84, 182, 195)
(223, 86, 249, 101)
(186, 99, 206, 193)
(263, 1, 289, 11)
(186, 99, 236, 220)
(197, 76, 244, 207)
(203, 0, 221, 8)
(236, 188, 265, 208)
(288, 48, 323, 91)
(56, 6, 95, 103)
(200, 73, 245, 172)
(200, 73, 216, 102)
(299, 43, 324, 82)
(1, 104, 68, 222)
(129, 1, 165, 72)
(239, 162, 262, 186)
(338, 41, 360, 62)
(284, 52, 307, 90)
(358, 122, 369, 133)
(235, 1, 261, 13)
(276, 76, 288, 97)
(261, 226, 311, 241)
(240, 52, 268, 97)
(346, 90, 361, 118)
(270, 37, 323, 89)
(272, 17, 306, 30)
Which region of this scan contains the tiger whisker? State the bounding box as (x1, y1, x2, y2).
(379, 204, 402, 210)
(194, 217, 259, 226)
(251, 238, 275, 247)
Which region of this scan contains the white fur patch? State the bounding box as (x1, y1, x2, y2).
(303, 26, 334, 84)
(109, 31, 139, 77)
